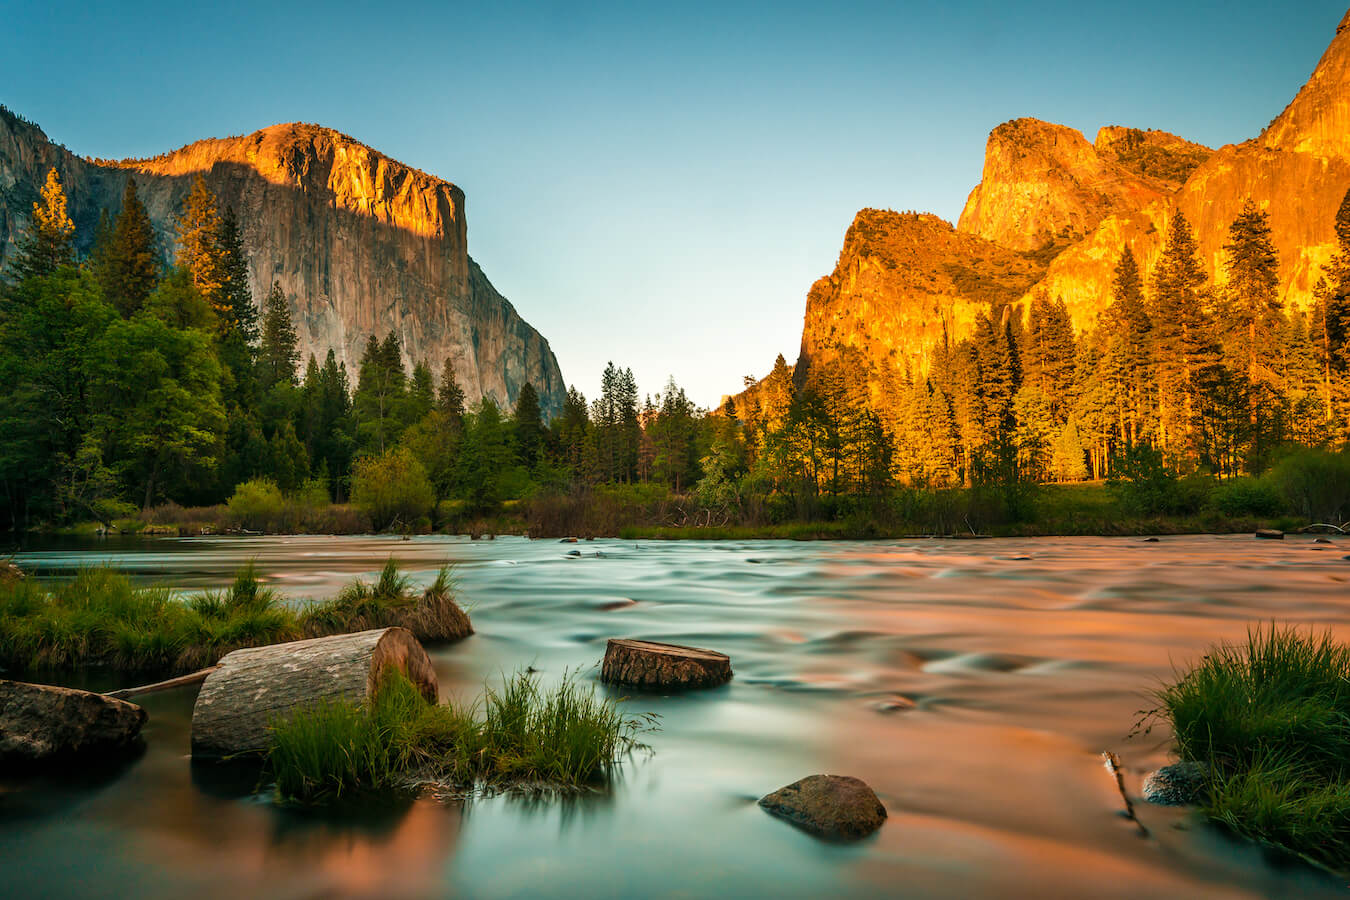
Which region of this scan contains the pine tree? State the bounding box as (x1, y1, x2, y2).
(1105, 246, 1154, 447)
(1222, 199, 1282, 384)
(258, 282, 300, 388)
(1151, 211, 1213, 451)
(437, 361, 466, 424)
(1323, 187, 1350, 435)
(7, 168, 75, 282)
(216, 206, 257, 346)
(513, 382, 544, 468)
(174, 176, 225, 310)
(96, 179, 159, 315)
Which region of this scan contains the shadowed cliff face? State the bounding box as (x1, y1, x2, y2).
(0, 115, 565, 417)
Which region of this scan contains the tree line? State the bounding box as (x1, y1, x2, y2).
(2, 168, 1348, 532)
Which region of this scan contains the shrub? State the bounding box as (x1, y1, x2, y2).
(1108, 444, 1209, 516)
(351, 448, 436, 532)
(1269, 448, 1350, 523)
(226, 478, 285, 531)
(1211, 477, 1286, 518)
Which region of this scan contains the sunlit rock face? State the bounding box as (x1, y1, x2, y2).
(796, 209, 1046, 384)
(774, 10, 1350, 398)
(0, 115, 565, 416)
(956, 118, 1194, 254)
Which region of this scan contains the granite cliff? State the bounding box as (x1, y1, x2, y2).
(0, 113, 565, 415)
(756, 8, 1350, 401)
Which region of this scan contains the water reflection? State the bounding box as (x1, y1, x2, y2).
(3, 534, 1350, 897)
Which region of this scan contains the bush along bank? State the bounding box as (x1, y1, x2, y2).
(0, 560, 471, 677)
(1151, 625, 1350, 873)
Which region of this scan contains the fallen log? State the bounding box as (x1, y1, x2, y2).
(191, 627, 438, 759)
(105, 666, 219, 701)
(600, 639, 732, 690)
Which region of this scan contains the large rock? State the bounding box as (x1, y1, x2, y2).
(758, 774, 887, 840)
(0, 679, 147, 764)
(0, 111, 565, 418)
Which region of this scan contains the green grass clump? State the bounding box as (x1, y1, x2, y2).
(0, 559, 470, 676)
(1158, 625, 1350, 871)
(267, 670, 652, 804)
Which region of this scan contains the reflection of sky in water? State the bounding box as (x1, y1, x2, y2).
(4, 534, 1350, 898)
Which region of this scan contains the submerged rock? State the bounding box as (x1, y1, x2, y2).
(0, 679, 147, 765)
(1142, 761, 1207, 806)
(759, 774, 887, 840)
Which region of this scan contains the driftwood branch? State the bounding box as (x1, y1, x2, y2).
(1101, 751, 1149, 837)
(105, 666, 219, 700)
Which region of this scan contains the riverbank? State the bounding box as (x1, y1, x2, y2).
(15, 481, 1330, 543)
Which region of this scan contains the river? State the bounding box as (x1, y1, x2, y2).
(2, 534, 1348, 898)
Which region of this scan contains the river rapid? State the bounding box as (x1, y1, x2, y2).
(2, 534, 1349, 899)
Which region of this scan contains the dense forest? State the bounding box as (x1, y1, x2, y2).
(2, 169, 1349, 535)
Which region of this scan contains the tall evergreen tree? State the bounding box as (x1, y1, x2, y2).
(174, 176, 225, 310)
(96, 178, 159, 315)
(1105, 245, 1154, 447)
(1150, 211, 1213, 451)
(513, 382, 544, 468)
(258, 282, 300, 388)
(1222, 199, 1282, 384)
(216, 206, 257, 348)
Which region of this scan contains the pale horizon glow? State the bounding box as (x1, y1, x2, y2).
(2, 0, 1345, 409)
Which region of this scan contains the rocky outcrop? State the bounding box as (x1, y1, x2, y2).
(758, 774, 887, 840)
(0, 679, 147, 764)
(753, 9, 1350, 401)
(0, 111, 565, 416)
(796, 209, 1046, 383)
(957, 118, 1193, 253)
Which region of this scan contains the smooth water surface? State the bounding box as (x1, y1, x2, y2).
(3, 534, 1350, 899)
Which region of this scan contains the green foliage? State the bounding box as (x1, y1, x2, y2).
(1107, 443, 1209, 516)
(267, 669, 650, 804)
(225, 478, 285, 530)
(1211, 477, 1286, 518)
(351, 447, 436, 531)
(0, 559, 468, 675)
(1157, 626, 1350, 871)
(1269, 447, 1350, 523)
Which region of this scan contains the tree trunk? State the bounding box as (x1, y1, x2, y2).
(191, 627, 438, 759)
(600, 639, 732, 690)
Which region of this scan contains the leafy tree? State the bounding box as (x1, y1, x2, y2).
(351, 447, 435, 531)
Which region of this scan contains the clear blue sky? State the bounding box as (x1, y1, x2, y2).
(3, 1, 1345, 407)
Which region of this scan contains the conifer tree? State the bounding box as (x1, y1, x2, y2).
(174, 176, 226, 310)
(7, 168, 75, 282)
(216, 206, 257, 347)
(1106, 246, 1154, 447)
(96, 179, 159, 315)
(437, 361, 466, 424)
(513, 382, 544, 468)
(1222, 199, 1282, 383)
(258, 282, 300, 388)
(1150, 211, 1213, 451)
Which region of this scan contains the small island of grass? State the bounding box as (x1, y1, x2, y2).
(1156, 626, 1350, 873)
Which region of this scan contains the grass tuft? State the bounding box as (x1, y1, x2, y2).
(267, 669, 655, 804)
(0, 559, 470, 677)
(1157, 625, 1350, 871)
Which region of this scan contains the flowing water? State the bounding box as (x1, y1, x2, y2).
(3, 534, 1350, 899)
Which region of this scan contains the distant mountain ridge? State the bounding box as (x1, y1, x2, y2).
(0, 113, 565, 416)
(746, 8, 1350, 400)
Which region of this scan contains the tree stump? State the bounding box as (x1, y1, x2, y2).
(191, 627, 438, 759)
(600, 639, 732, 690)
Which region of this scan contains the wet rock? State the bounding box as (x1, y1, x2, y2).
(559, 537, 578, 543)
(1255, 529, 1284, 540)
(1314, 538, 1332, 544)
(566, 550, 582, 558)
(0, 679, 147, 765)
(1142, 537, 1160, 543)
(759, 774, 887, 840)
(870, 695, 917, 713)
(1142, 761, 1207, 806)
(600, 639, 732, 690)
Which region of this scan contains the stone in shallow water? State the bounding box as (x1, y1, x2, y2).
(0, 679, 147, 765)
(1255, 529, 1284, 540)
(1142, 761, 1207, 806)
(758, 774, 887, 839)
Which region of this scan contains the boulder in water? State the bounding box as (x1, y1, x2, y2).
(759, 774, 887, 839)
(0, 679, 147, 765)
(1255, 529, 1284, 540)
